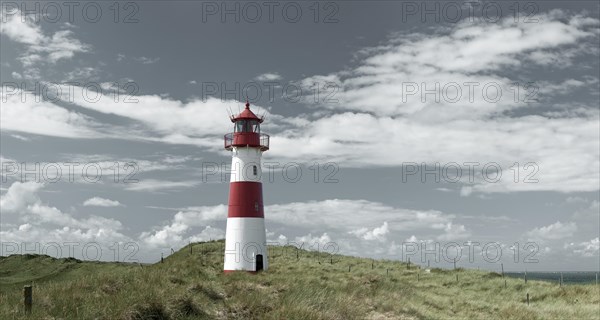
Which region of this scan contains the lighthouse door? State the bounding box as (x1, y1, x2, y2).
(255, 254, 264, 271)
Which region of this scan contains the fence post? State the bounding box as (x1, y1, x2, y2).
(525, 270, 527, 283)
(407, 258, 410, 270)
(501, 263, 504, 278)
(372, 260, 374, 269)
(387, 269, 389, 276)
(596, 273, 598, 285)
(504, 279, 507, 288)
(317, 247, 320, 263)
(348, 265, 351, 272)
(427, 260, 430, 268)
(526, 293, 529, 306)
(417, 273, 420, 282)
(560, 272, 563, 287)
(161, 253, 164, 263)
(24, 285, 32, 314)
(453, 258, 456, 270)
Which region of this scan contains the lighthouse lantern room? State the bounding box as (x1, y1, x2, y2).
(223, 101, 269, 273)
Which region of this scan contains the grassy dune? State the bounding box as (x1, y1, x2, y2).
(0, 240, 598, 319)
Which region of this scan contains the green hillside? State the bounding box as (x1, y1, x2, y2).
(0, 241, 598, 319)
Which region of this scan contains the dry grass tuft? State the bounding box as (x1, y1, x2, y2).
(122, 300, 169, 320)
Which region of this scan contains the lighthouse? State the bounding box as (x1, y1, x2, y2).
(223, 101, 269, 273)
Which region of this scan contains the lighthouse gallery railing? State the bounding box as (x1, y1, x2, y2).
(224, 133, 270, 151)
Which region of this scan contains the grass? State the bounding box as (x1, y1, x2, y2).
(0, 240, 598, 319)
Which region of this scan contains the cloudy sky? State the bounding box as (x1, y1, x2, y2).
(1, 1, 598, 271)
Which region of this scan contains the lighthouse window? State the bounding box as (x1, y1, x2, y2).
(235, 120, 247, 133)
(234, 120, 259, 133)
(249, 120, 260, 133)
(253, 165, 257, 175)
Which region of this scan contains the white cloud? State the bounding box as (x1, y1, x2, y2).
(460, 187, 473, 197)
(140, 221, 188, 247)
(300, 12, 597, 117)
(1, 89, 101, 138)
(268, 11, 600, 194)
(141, 199, 463, 254)
(133, 56, 160, 64)
(123, 179, 200, 192)
(565, 238, 599, 257)
(139, 205, 227, 247)
(0, 154, 187, 185)
(262, 199, 474, 258)
(188, 226, 225, 243)
(1, 84, 250, 144)
(0, 182, 121, 229)
(0, 11, 45, 45)
(349, 222, 389, 241)
(537, 78, 597, 96)
(0, 182, 212, 262)
(255, 72, 282, 81)
(9, 134, 30, 141)
(83, 197, 122, 207)
(405, 235, 419, 243)
(44, 85, 247, 147)
(267, 233, 289, 246)
(437, 222, 471, 241)
(270, 111, 599, 193)
(294, 233, 332, 247)
(0, 181, 44, 213)
(267, 199, 453, 234)
(162, 155, 195, 164)
(61, 154, 187, 173)
(0, 182, 131, 258)
(526, 221, 578, 241)
(0, 10, 90, 72)
(64, 67, 98, 81)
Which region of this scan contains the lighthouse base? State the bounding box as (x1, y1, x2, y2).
(223, 217, 268, 272)
(223, 270, 259, 274)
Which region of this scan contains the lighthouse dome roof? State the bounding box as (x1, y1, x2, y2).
(231, 101, 263, 123)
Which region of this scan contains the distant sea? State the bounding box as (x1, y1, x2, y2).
(504, 271, 599, 285)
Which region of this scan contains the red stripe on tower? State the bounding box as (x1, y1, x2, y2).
(228, 182, 264, 218)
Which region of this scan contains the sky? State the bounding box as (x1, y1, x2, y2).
(0, 1, 599, 271)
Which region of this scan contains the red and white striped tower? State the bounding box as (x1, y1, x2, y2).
(223, 101, 269, 273)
